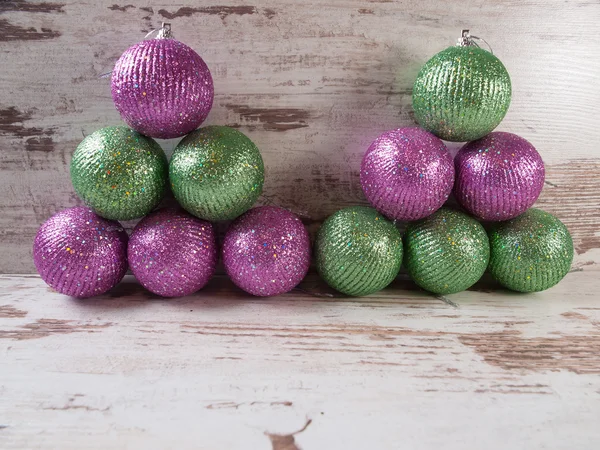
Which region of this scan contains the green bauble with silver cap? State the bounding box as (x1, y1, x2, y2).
(404, 208, 490, 295)
(315, 206, 403, 297)
(70, 126, 168, 221)
(488, 208, 573, 292)
(169, 126, 264, 221)
(412, 30, 512, 142)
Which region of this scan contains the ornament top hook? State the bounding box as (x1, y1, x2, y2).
(98, 22, 174, 79)
(456, 29, 494, 54)
(457, 29, 474, 47)
(145, 22, 173, 40)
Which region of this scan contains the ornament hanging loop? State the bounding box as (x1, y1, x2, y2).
(456, 29, 493, 54)
(145, 22, 173, 40)
(100, 23, 174, 78)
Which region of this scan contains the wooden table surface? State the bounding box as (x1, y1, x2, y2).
(2, 270, 599, 449)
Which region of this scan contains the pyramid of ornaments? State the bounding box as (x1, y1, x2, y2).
(33, 24, 311, 298)
(316, 30, 573, 297)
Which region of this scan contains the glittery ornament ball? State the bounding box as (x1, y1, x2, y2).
(33, 207, 128, 298)
(315, 206, 403, 296)
(413, 45, 511, 142)
(455, 132, 545, 221)
(488, 208, 573, 292)
(170, 126, 264, 221)
(360, 127, 454, 221)
(222, 206, 311, 296)
(112, 38, 214, 139)
(404, 208, 489, 295)
(128, 208, 217, 297)
(71, 126, 168, 221)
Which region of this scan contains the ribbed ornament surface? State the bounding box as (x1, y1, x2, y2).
(128, 208, 217, 298)
(70, 126, 168, 221)
(222, 206, 311, 296)
(488, 208, 573, 292)
(404, 208, 489, 295)
(169, 126, 264, 221)
(315, 206, 403, 297)
(33, 207, 128, 298)
(360, 127, 454, 221)
(111, 38, 214, 139)
(454, 132, 545, 221)
(412, 46, 511, 142)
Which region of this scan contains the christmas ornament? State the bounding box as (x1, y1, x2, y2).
(71, 126, 168, 221)
(33, 206, 128, 298)
(170, 126, 264, 221)
(403, 208, 489, 295)
(315, 206, 403, 296)
(222, 206, 310, 296)
(128, 208, 217, 297)
(488, 208, 573, 292)
(360, 127, 454, 221)
(454, 131, 545, 221)
(412, 30, 511, 142)
(111, 23, 214, 139)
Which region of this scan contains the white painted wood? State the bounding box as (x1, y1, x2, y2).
(1, 271, 599, 449)
(2, 3, 599, 447)
(1, 0, 600, 272)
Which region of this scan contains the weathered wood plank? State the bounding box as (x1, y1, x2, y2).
(1, 272, 599, 449)
(1, 0, 599, 273)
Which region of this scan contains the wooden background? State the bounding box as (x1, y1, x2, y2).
(1, 0, 599, 273)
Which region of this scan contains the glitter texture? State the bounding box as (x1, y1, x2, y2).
(360, 127, 454, 221)
(455, 131, 545, 221)
(33, 206, 128, 298)
(412, 45, 511, 142)
(128, 208, 217, 297)
(170, 126, 264, 221)
(488, 208, 573, 292)
(71, 126, 168, 221)
(222, 206, 310, 296)
(404, 208, 489, 295)
(315, 206, 403, 297)
(111, 38, 213, 139)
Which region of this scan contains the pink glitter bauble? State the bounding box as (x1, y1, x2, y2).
(111, 38, 214, 139)
(360, 127, 455, 221)
(33, 207, 128, 298)
(454, 131, 545, 221)
(222, 206, 311, 296)
(128, 208, 217, 297)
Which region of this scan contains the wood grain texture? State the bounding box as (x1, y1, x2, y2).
(1, 0, 600, 272)
(1, 272, 600, 449)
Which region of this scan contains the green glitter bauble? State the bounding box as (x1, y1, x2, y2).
(412, 45, 511, 142)
(315, 206, 403, 296)
(488, 208, 573, 292)
(169, 126, 264, 221)
(70, 126, 168, 221)
(404, 208, 489, 295)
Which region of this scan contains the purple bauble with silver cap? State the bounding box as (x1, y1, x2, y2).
(33, 206, 128, 298)
(454, 131, 545, 221)
(360, 127, 455, 221)
(111, 25, 213, 139)
(222, 206, 311, 297)
(128, 208, 217, 297)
